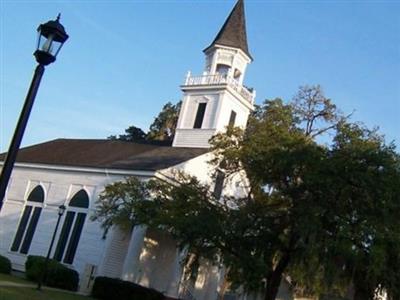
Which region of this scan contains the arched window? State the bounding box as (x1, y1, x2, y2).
(11, 185, 44, 254)
(54, 189, 89, 264)
(69, 190, 89, 208)
(233, 68, 241, 81)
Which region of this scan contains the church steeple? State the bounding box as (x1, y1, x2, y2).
(204, 0, 251, 59)
(172, 0, 255, 149)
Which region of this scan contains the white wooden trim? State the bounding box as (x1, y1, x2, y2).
(0, 162, 155, 177)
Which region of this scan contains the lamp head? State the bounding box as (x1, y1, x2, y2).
(58, 204, 66, 216)
(34, 14, 69, 65)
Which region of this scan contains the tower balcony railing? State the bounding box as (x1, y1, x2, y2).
(183, 72, 255, 104)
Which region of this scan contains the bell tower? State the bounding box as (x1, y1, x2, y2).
(173, 0, 255, 148)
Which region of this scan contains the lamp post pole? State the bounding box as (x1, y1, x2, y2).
(37, 204, 66, 291)
(0, 15, 68, 210)
(0, 65, 45, 209)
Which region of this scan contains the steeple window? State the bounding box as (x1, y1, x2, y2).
(233, 69, 242, 81)
(213, 170, 225, 199)
(193, 102, 207, 129)
(228, 110, 237, 128)
(216, 64, 230, 76)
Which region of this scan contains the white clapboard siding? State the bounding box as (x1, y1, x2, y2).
(100, 227, 130, 278)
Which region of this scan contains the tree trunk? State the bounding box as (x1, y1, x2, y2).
(263, 253, 291, 300)
(352, 271, 375, 300)
(217, 270, 230, 300)
(353, 288, 374, 300)
(264, 272, 283, 300)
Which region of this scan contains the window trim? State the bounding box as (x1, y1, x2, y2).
(53, 189, 89, 264)
(54, 211, 75, 261)
(10, 206, 33, 252)
(20, 207, 42, 254)
(10, 185, 45, 254)
(63, 212, 86, 264)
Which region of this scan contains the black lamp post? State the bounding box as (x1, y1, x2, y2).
(0, 14, 69, 210)
(37, 204, 66, 291)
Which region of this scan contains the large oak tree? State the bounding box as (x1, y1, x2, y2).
(94, 86, 400, 300)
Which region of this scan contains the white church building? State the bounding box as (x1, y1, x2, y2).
(0, 1, 293, 299)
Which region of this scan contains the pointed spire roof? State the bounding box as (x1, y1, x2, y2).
(204, 0, 251, 59)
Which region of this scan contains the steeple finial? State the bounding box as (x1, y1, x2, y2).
(204, 0, 251, 59)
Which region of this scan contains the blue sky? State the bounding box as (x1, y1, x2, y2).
(1, 0, 399, 151)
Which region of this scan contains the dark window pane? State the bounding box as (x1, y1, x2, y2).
(54, 211, 75, 261)
(213, 170, 225, 199)
(63, 213, 86, 264)
(11, 206, 32, 252)
(27, 186, 45, 203)
(69, 190, 89, 208)
(216, 64, 230, 75)
(20, 207, 42, 254)
(233, 68, 241, 80)
(193, 103, 207, 129)
(228, 110, 237, 128)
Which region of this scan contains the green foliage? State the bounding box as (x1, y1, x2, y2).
(25, 255, 79, 291)
(291, 84, 346, 138)
(94, 85, 400, 300)
(91, 177, 151, 232)
(91, 276, 164, 300)
(210, 90, 400, 299)
(147, 101, 181, 142)
(108, 126, 146, 142)
(321, 122, 400, 300)
(108, 101, 181, 143)
(0, 255, 11, 274)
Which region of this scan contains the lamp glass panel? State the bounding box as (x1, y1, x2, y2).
(36, 31, 42, 51)
(58, 205, 66, 216)
(38, 35, 62, 57)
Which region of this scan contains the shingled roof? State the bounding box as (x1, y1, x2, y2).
(204, 0, 251, 59)
(0, 139, 209, 171)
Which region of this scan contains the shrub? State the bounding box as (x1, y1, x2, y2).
(25, 255, 79, 291)
(92, 276, 165, 300)
(0, 255, 11, 274)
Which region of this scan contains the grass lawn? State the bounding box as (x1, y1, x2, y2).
(0, 273, 95, 300)
(0, 273, 31, 284)
(0, 286, 95, 300)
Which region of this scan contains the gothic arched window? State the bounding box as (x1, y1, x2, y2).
(11, 185, 45, 254)
(54, 189, 89, 264)
(68, 190, 89, 208)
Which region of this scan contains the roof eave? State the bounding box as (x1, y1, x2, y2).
(203, 43, 253, 61)
(0, 161, 157, 176)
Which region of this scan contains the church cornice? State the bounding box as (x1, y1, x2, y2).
(7, 162, 156, 177)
